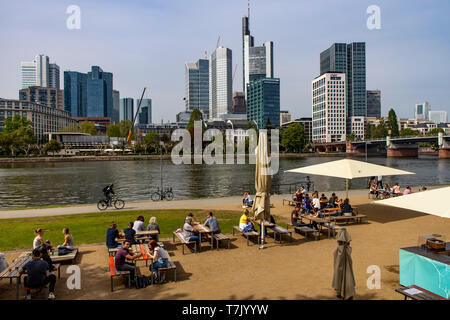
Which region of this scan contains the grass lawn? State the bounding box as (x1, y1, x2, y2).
(0, 209, 285, 252)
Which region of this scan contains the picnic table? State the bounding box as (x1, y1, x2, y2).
(48, 248, 78, 263)
(0, 252, 32, 300)
(194, 223, 213, 249)
(396, 285, 448, 300)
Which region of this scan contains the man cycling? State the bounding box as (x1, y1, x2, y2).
(103, 184, 117, 206)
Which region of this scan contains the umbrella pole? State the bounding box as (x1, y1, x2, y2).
(345, 179, 349, 199)
(259, 219, 265, 250)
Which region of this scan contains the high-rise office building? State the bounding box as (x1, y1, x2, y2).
(185, 59, 209, 117)
(367, 90, 381, 118)
(320, 42, 366, 128)
(232, 92, 246, 114)
(280, 110, 292, 126)
(209, 47, 232, 119)
(136, 98, 152, 125)
(312, 73, 347, 143)
(415, 102, 430, 121)
(242, 16, 274, 98)
(49, 63, 60, 89)
(112, 90, 120, 123)
(19, 86, 64, 110)
(21, 54, 60, 89)
(428, 110, 448, 124)
(120, 98, 134, 122)
(64, 66, 113, 118)
(246, 78, 280, 129)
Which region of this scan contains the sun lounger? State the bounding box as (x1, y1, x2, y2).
(271, 225, 292, 243)
(172, 231, 197, 255)
(108, 256, 131, 292)
(232, 226, 260, 246)
(211, 233, 231, 250)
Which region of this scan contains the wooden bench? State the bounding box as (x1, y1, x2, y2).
(152, 259, 177, 283)
(232, 226, 260, 246)
(330, 214, 368, 225)
(211, 233, 231, 250)
(321, 222, 344, 238)
(395, 285, 448, 300)
(287, 224, 319, 240)
(108, 256, 131, 292)
(172, 231, 197, 255)
(50, 248, 78, 264)
(283, 198, 302, 206)
(271, 225, 292, 243)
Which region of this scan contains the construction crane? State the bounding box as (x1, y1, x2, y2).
(127, 87, 147, 143)
(216, 36, 221, 49)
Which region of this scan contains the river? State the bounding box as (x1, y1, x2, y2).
(0, 156, 448, 208)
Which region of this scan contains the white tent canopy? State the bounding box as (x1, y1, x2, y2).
(375, 186, 450, 218)
(286, 159, 415, 198)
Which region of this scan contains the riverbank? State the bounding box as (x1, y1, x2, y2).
(1, 188, 448, 300)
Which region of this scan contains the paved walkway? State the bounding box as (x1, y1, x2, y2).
(0, 189, 374, 220)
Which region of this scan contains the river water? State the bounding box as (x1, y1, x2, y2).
(0, 156, 448, 208)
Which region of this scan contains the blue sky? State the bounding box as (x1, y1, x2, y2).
(1, 0, 449, 122)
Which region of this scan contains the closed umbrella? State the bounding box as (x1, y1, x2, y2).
(375, 186, 450, 218)
(332, 228, 356, 300)
(252, 130, 272, 249)
(286, 158, 415, 199)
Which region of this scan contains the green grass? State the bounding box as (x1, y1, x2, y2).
(0, 209, 249, 251)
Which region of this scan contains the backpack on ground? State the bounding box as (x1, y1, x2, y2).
(135, 275, 151, 289)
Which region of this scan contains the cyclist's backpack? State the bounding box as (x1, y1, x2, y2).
(135, 275, 151, 289)
(102, 186, 109, 193)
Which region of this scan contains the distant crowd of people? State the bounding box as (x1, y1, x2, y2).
(368, 176, 427, 198)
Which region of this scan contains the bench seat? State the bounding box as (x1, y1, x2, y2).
(108, 256, 131, 291)
(211, 233, 231, 250)
(152, 259, 177, 283)
(271, 225, 292, 243)
(232, 226, 260, 246)
(172, 231, 197, 255)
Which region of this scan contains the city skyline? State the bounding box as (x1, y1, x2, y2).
(1, 0, 450, 123)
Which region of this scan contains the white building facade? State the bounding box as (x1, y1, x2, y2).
(429, 110, 448, 124)
(312, 72, 347, 143)
(21, 54, 60, 89)
(209, 47, 232, 119)
(415, 102, 430, 121)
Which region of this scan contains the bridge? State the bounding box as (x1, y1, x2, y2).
(312, 133, 450, 158)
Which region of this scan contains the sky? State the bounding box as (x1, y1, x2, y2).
(0, 0, 449, 123)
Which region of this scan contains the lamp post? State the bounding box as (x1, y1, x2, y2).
(159, 140, 163, 200)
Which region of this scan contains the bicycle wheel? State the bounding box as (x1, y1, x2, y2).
(97, 200, 108, 211)
(165, 191, 174, 201)
(151, 192, 161, 201)
(114, 199, 125, 209)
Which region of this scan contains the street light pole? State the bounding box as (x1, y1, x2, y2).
(160, 140, 163, 200)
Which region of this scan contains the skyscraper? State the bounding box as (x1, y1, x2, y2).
(21, 54, 60, 89)
(367, 90, 381, 118)
(428, 110, 448, 124)
(185, 59, 209, 117)
(246, 77, 280, 129)
(112, 90, 120, 123)
(136, 98, 152, 125)
(120, 98, 134, 122)
(242, 16, 274, 98)
(209, 47, 232, 119)
(64, 66, 113, 118)
(415, 102, 430, 121)
(19, 86, 64, 110)
(320, 42, 366, 128)
(232, 92, 246, 114)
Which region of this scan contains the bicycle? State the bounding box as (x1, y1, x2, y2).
(151, 187, 174, 201)
(97, 195, 125, 210)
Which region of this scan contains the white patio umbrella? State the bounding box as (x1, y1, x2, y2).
(375, 186, 450, 218)
(286, 159, 415, 198)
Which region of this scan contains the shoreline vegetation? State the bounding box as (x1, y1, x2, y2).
(0, 151, 439, 163)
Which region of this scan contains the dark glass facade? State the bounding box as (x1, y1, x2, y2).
(64, 71, 87, 117)
(246, 78, 280, 129)
(367, 90, 381, 118)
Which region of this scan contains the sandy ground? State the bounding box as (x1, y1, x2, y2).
(1, 189, 449, 300)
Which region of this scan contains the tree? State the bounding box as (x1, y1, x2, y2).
(43, 139, 61, 155)
(186, 109, 205, 131)
(346, 133, 356, 141)
(365, 123, 374, 140)
(118, 120, 135, 139)
(426, 128, 445, 136)
(281, 123, 305, 153)
(371, 119, 388, 139)
(400, 128, 420, 137)
(387, 109, 399, 137)
(0, 115, 35, 156)
(106, 123, 121, 137)
(3, 115, 33, 133)
(80, 121, 96, 135)
(143, 132, 160, 154)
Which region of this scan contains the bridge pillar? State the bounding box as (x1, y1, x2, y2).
(438, 139, 450, 159)
(387, 142, 418, 157)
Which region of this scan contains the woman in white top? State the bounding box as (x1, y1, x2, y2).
(148, 240, 169, 283)
(312, 193, 321, 210)
(132, 216, 145, 232)
(33, 228, 52, 249)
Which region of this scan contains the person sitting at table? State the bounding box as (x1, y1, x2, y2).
(382, 184, 391, 198)
(319, 194, 328, 208)
(309, 208, 323, 231)
(132, 216, 145, 232)
(57, 228, 74, 250)
(291, 205, 307, 227)
(106, 222, 121, 249)
(340, 198, 353, 217)
(312, 192, 321, 211)
(19, 248, 56, 300)
(124, 222, 137, 245)
(185, 212, 195, 223)
(303, 194, 313, 215)
(147, 217, 161, 242)
(403, 186, 412, 195)
(391, 183, 401, 196)
(204, 212, 221, 234)
(148, 240, 169, 283)
(293, 188, 303, 203)
(115, 240, 142, 286)
(239, 209, 256, 232)
(242, 192, 254, 208)
(39, 246, 58, 278)
(33, 229, 53, 250)
(326, 193, 338, 208)
(182, 217, 200, 252)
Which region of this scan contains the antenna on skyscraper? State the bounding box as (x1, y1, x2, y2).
(204, 50, 207, 59)
(216, 36, 221, 49)
(248, 0, 250, 21)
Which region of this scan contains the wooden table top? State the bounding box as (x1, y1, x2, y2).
(194, 224, 211, 233)
(0, 252, 32, 279)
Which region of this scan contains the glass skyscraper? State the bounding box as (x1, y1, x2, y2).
(185, 59, 209, 117)
(120, 98, 134, 122)
(246, 78, 280, 129)
(320, 42, 366, 127)
(64, 71, 87, 117)
(136, 98, 152, 125)
(209, 47, 232, 119)
(367, 90, 381, 118)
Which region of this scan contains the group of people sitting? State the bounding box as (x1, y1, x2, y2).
(293, 188, 351, 213)
(20, 227, 75, 300)
(106, 216, 161, 249)
(180, 212, 221, 253)
(368, 177, 425, 198)
(242, 192, 254, 208)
